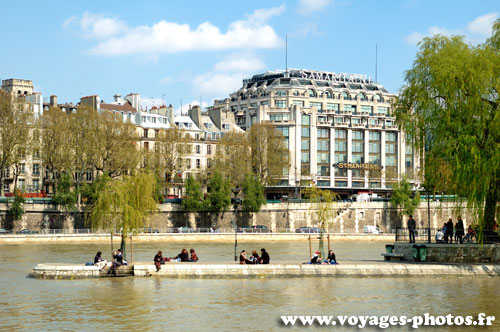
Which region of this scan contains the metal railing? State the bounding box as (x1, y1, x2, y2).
(394, 227, 497, 244)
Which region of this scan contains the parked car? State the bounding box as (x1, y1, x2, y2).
(173, 227, 195, 233)
(364, 225, 383, 234)
(17, 229, 39, 234)
(0, 228, 11, 234)
(237, 225, 269, 233)
(295, 227, 321, 233)
(143, 227, 159, 233)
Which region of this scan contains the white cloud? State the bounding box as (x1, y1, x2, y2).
(193, 51, 265, 98)
(214, 51, 265, 72)
(66, 6, 285, 56)
(404, 12, 498, 46)
(467, 12, 498, 36)
(297, 0, 332, 15)
(64, 11, 127, 39)
(175, 100, 209, 115)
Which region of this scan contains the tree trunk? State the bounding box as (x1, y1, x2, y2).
(482, 175, 500, 242)
(120, 234, 127, 261)
(0, 173, 4, 196)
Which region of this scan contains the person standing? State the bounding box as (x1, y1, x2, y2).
(446, 218, 454, 244)
(407, 215, 416, 243)
(456, 218, 465, 244)
(154, 251, 163, 272)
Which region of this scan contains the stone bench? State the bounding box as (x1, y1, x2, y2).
(381, 253, 405, 261)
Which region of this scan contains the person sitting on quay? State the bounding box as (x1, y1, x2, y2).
(154, 251, 164, 272)
(464, 225, 477, 243)
(239, 250, 253, 264)
(175, 248, 190, 262)
(260, 248, 270, 264)
(93, 251, 109, 270)
(435, 229, 444, 243)
(249, 250, 260, 264)
(189, 248, 198, 262)
(310, 251, 321, 264)
(108, 249, 124, 275)
(324, 250, 338, 264)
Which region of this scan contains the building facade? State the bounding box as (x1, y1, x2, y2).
(211, 69, 420, 198)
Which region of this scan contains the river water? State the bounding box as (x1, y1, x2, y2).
(0, 240, 499, 331)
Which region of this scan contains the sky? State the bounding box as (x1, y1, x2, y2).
(1, 0, 498, 113)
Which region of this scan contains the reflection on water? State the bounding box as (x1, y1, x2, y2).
(0, 241, 499, 331)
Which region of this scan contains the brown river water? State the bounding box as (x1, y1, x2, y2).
(0, 240, 499, 331)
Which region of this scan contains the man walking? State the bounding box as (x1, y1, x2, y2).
(407, 215, 416, 243)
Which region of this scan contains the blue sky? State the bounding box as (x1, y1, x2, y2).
(1, 0, 498, 112)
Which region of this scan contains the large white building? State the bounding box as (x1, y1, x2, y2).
(211, 69, 420, 198)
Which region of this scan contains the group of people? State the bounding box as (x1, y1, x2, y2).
(309, 250, 338, 264)
(435, 217, 474, 244)
(91, 249, 128, 275)
(239, 248, 270, 264)
(154, 248, 198, 271)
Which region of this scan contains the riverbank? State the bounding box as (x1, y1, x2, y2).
(0, 233, 394, 243)
(30, 261, 500, 279)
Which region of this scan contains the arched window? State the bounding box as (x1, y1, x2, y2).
(358, 92, 366, 101)
(325, 91, 333, 98)
(341, 91, 349, 100)
(374, 94, 381, 102)
(308, 89, 317, 97)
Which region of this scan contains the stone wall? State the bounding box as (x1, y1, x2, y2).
(0, 201, 480, 233)
(394, 243, 500, 263)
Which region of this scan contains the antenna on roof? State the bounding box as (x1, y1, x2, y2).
(180, 98, 183, 115)
(375, 44, 378, 83)
(285, 34, 289, 77)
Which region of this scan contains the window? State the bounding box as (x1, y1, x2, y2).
(18, 179, 25, 190)
(351, 118, 361, 124)
(310, 102, 322, 110)
(19, 164, 25, 175)
(317, 153, 330, 163)
(186, 159, 191, 169)
(32, 164, 40, 176)
(369, 182, 381, 188)
(317, 128, 329, 138)
(32, 179, 40, 191)
(326, 103, 339, 111)
(3, 183, 10, 193)
(143, 129, 148, 138)
(277, 127, 289, 137)
(358, 93, 366, 101)
(352, 181, 364, 188)
(33, 149, 40, 159)
(275, 100, 287, 108)
(301, 139, 310, 150)
(352, 169, 363, 178)
(341, 91, 349, 99)
(335, 130, 347, 139)
(318, 180, 330, 186)
(369, 143, 380, 153)
(369, 131, 381, 141)
(301, 114, 310, 125)
(377, 106, 389, 115)
(86, 169, 93, 182)
(360, 105, 372, 113)
(344, 104, 356, 112)
(386, 144, 396, 154)
(325, 91, 333, 99)
(301, 127, 310, 137)
(352, 131, 364, 140)
(260, 101, 269, 106)
(144, 142, 149, 151)
(335, 117, 345, 124)
(293, 100, 304, 107)
(335, 141, 347, 152)
(301, 152, 310, 163)
(222, 124, 230, 130)
(317, 165, 330, 176)
(317, 140, 329, 151)
(386, 132, 397, 142)
(352, 142, 363, 153)
(335, 181, 347, 187)
(196, 145, 201, 154)
(270, 114, 289, 121)
(196, 159, 201, 169)
(307, 89, 316, 97)
(276, 90, 287, 96)
(207, 145, 212, 155)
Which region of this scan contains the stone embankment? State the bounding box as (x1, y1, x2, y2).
(29, 261, 500, 279)
(1, 233, 394, 243)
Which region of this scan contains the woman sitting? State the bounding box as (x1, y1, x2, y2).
(175, 249, 190, 262)
(239, 250, 253, 264)
(249, 250, 260, 264)
(93, 251, 108, 269)
(310, 251, 321, 264)
(324, 250, 338, 264)
(189, 248, 199, 262)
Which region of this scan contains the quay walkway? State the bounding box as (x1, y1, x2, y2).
(29, 261, 500, 279)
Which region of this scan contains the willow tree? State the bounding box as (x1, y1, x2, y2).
(88, 171, 158, 260)
(390, 177, 420, 224)
(303, 185, 338, 258)
(395, 19, 500, 241)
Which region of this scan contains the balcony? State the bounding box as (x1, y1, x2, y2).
(352, 122, 366, 128)
(368, 123, 383, 129)
(385, 125, 398, 130)
(317, 120, 332, 126)
(333, 121, 349, 128)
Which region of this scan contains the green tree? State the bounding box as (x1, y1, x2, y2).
(88, 171, 158, 260)
(212, 131, 251, 188)
(395, 20, 500, 241)
(0, 90, 33, 196)
(182, 175, 204, 212)
(205, 171, 231, 213)
(390, 177, 421, 220)
(8, 190, 25, 221)
(303, 185, 338, 258)
(52, 172, 77, 212)
(248, 123, 289, 185)
(241, 175, 265, 213)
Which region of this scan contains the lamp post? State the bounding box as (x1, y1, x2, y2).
(231, 186, 241, 262)
(424, 182, 432, 244)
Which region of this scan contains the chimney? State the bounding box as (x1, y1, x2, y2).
(50, 95, 57, 107)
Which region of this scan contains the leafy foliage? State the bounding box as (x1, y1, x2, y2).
(242, 175, 265, 213)
(395, 20, 500, 236)
(303, 185, 339, 258)
(205, 171, 231, 213)
(182, 175, 204, 212)
(52, 172, 77, 212)
(8, 190, 25, 221)
(390, 177, 421, 217)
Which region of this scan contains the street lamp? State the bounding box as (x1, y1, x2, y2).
(424, 182, 433, 244)
(231, 186, 241, 262)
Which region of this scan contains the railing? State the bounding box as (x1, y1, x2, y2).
(1, 227, 399, 235)
(394, 227, 494, 244)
